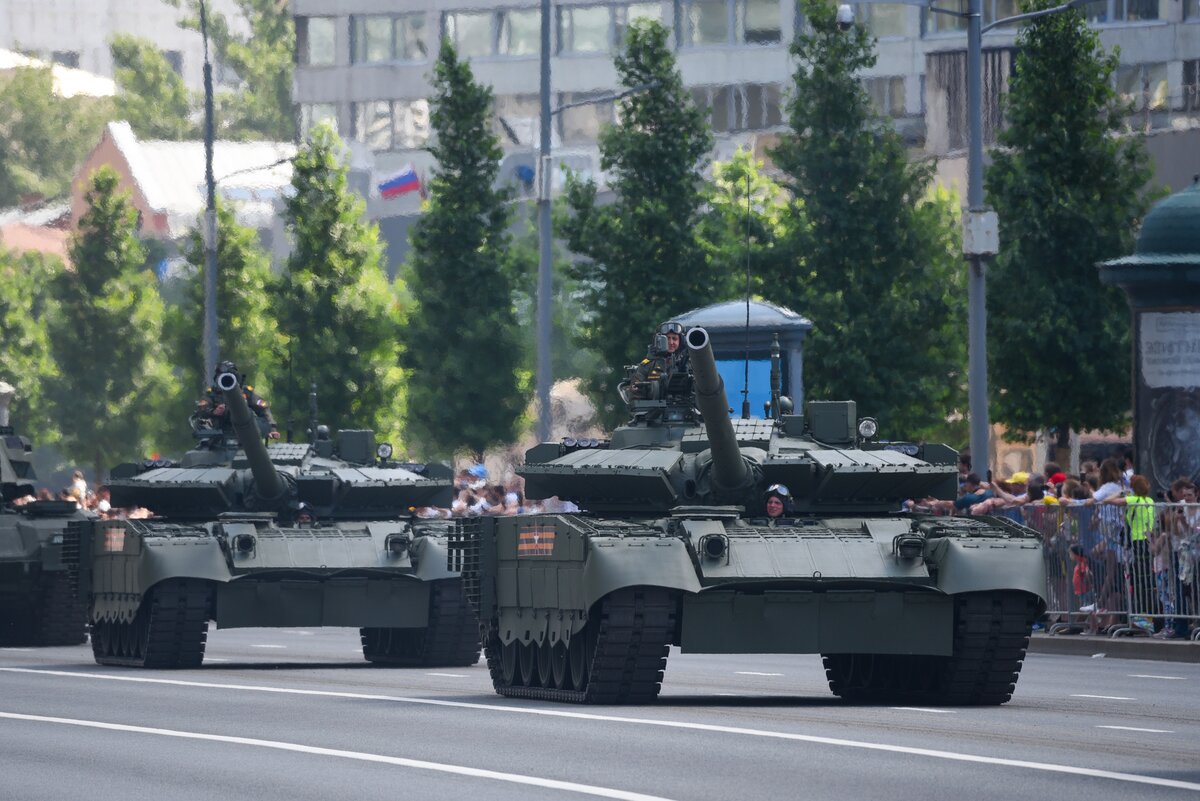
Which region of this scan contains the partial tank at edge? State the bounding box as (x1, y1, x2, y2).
(0, 383, 89, 646)
(78, 371, 478, 669)
(466, 327, 1047, 705)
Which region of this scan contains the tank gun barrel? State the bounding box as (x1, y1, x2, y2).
(686, 328, 750, 492)
(216, 371, 287, 503)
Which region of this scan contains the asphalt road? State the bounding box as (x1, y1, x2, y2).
(2, 627, 1198, 801)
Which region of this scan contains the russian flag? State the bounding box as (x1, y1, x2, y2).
(378, 164, 421, 199)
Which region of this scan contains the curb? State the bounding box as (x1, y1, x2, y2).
(1028, 632, 1200, 663)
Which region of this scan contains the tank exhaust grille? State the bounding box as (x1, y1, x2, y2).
(448, 518, 481, 610)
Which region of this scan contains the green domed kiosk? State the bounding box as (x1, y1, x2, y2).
(1099, 178, 1200, 493)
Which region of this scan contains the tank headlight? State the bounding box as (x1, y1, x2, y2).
(234, 533, 256, 553)
(857, 417, 879, 440)
(376, 442, 394, 460)
(385, 533, 410, 556)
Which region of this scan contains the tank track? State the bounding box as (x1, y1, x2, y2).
(92, 579, 211, 668)
(484, 587, 676, 704)
(823, 590, 1039, 706)
(32, 570, 87, 646)
(361, 581, 480, 667)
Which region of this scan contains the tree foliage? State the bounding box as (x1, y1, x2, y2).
(0, 67, 110, 206)
(561, 20, 722, 426)
(44, 167, 171, 478)
(986, 1, 1153, 443)
(404, 43, 525, 457)
(0, 248, 62, 441)
(170, 0, 297, 141)
(110, 34, 197, 140)
(771, 0, 966, 441)
(161, 201, 282, 451)
(277, 125, 406, 443)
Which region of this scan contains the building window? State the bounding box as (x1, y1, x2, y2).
(864, 76, 906, 116)
(690, 83, 783, 131)
(558, 91, 617, 144)
(397, 14, 429, 60)
(1116, 62, 1168, 111)
(1184, 60, 1200, 111)
(445, 11, 496, 58)
(351, 13, 428, 63)
(1082, 0, 1159, 22)
(681, 0, 780, 46)
(862, 4, 908, 38)
(493, 94, 542, 145)
(559, 5, 613, 53)
(300, 103, 338, 136)
(51, 50, 79, 68)
(355, 101, 394, 150)
(1186, 0, 1200, 19)
(394, 99, 431, 149)
(925, 0, 1017, 33)
(297, 16, 336, 66)
(499, 9, 540, 56)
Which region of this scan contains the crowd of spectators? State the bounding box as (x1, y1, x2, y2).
(908, 451, 1200, 640)
(8, 469, 151, 520)
(413, 462, 579, 519)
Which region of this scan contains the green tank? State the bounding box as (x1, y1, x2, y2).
(78, 370, 478, 669)
(0, 383, 88, 646)
(463, 327, 1046, 704)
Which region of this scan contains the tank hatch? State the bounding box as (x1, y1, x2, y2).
(263, 443, 311, 466)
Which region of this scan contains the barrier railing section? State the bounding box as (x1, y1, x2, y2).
(1003, 503, 1199, 640)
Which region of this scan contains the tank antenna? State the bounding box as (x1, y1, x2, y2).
(308, 382, 319, 443)
(769, 333, 782, 419)
(740, 167, 752, 419)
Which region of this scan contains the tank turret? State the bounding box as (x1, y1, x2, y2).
(215, 370, 288, 507)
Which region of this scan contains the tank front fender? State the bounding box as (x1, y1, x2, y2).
(582, 538, 701, 609)
(928, 537, 1047, 603)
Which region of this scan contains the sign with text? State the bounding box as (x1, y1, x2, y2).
(1140, 312, 1200, 389)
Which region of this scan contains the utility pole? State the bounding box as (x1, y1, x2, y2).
(200, 0, 219, 387)
(535, 0, 553, 442)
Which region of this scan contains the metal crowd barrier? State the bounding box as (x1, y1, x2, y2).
(1003, 503, 1200, 640)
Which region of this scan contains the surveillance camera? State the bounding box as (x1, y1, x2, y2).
(836, 3, 855, 29)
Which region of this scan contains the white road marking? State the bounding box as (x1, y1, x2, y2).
(890, 707, 955, 714)
(1127, 674, 1186, 680)
(426, 673, 468, 678)
(735, 671, 783, 677)
(5, 668, 1199, 793)
(1071, 694, 1134, 701)
(250, 644, 287, 649)
(204, 658, 231, 663)
(0, 711, 674, 801)
(0, 648, 33, 652)
(1096, 725, 1174, 734)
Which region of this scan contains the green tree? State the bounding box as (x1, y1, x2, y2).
(170, 0, 297, 141)
(697, 148, 791, 300)
(404, 43, 525, 457)
(771, 0, 966, 440)
(161, 201, 282, 451)
(110, 34, 197, 140)
(986, 1, 1153, 448)
(561, 19, 721, 425)
(0, 67, 110, 206)
(0, 248, 62, 441)
(44, 167, 172, 479)
(277, 124, 406, 443)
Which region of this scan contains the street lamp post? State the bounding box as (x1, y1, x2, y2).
(536, 0, 553, 442)
(200, 0, 219, 388)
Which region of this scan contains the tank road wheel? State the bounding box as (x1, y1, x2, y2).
(91, 579, 211, 669)
(500, 639, 519, 685)
(536, 638, 553, 685)
(360, 581, 480, 668)
(518, 641, 538, 686)
(486, 587, 676, 704)
(822, 591, 1038, 706)
(31, 571, 87, 646)
(550, 641, 569, 689)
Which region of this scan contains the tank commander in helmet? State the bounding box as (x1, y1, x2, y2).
(628, 321, 691, 399)
(194, 360, 279, 440)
